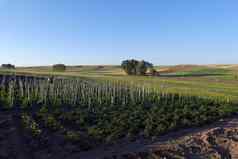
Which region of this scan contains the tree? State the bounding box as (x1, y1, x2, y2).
(136, 61, 147, 75)
(121, 59, 154, 75)
(1, 64, 15, 69)
(52, 64, 66, 72)
(148, 67, 157, 75)
(121, 59, 138, 75)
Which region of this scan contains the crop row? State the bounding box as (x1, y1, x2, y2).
(0, 75, 236, 149)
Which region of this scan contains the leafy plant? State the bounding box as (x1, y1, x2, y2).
(21, 113, 42, 137)
(0, 74, 236, 146)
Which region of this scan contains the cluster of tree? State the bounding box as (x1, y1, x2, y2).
(121, 59, 154, 75)
(52, 64, 66, 72)
(1, 64, 15, 69)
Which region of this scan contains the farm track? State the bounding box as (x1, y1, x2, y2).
(58, 115, 238, 159)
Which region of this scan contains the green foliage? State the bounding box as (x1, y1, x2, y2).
(136, 60, 148, 75)
(1, 64, 15, 69)
(121, 59, 153, 75)
(42, 115, 62, 131)
(64, 131, 81, 142)
(0, 89, 12, 109)
(148, 67, 158, 75)
(21, 113, 42, 137)
(52, 64, 66, 72)
(0, 74, 236, 148)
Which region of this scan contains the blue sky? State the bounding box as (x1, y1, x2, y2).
(0, 0, 237, 66)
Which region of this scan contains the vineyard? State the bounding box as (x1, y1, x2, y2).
(0, 74, 237, 158)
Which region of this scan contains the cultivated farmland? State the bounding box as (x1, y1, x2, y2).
(0, 65, 238, 158)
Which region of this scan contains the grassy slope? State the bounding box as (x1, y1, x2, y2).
(0, 64, 238, 102)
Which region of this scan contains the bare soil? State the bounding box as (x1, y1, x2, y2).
(1, 110, 238, 159)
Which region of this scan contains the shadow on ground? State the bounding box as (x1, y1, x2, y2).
(159, 73, 226, 77)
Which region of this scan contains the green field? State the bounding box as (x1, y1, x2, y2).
(1, 64, 238, 102)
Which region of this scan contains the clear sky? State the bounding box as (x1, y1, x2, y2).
(0, 0, 237, 66)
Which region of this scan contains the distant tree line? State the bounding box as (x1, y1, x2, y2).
(121, 59, 158, 76)
(52, 64, 66, 72)
(1, 64, 15, 69)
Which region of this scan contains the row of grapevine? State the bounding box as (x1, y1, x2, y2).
(0, 74, 236, 149)
(0, 75, 232, 110)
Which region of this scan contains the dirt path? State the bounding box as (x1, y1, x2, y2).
(76, 115, 238, 159)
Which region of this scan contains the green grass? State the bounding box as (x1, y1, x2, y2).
(0, 64, 238, 102)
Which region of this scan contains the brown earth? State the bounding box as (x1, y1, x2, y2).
(1, 110, 238, 159)
(107, 117, 238, 159)
(79, 116, 238, 159)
